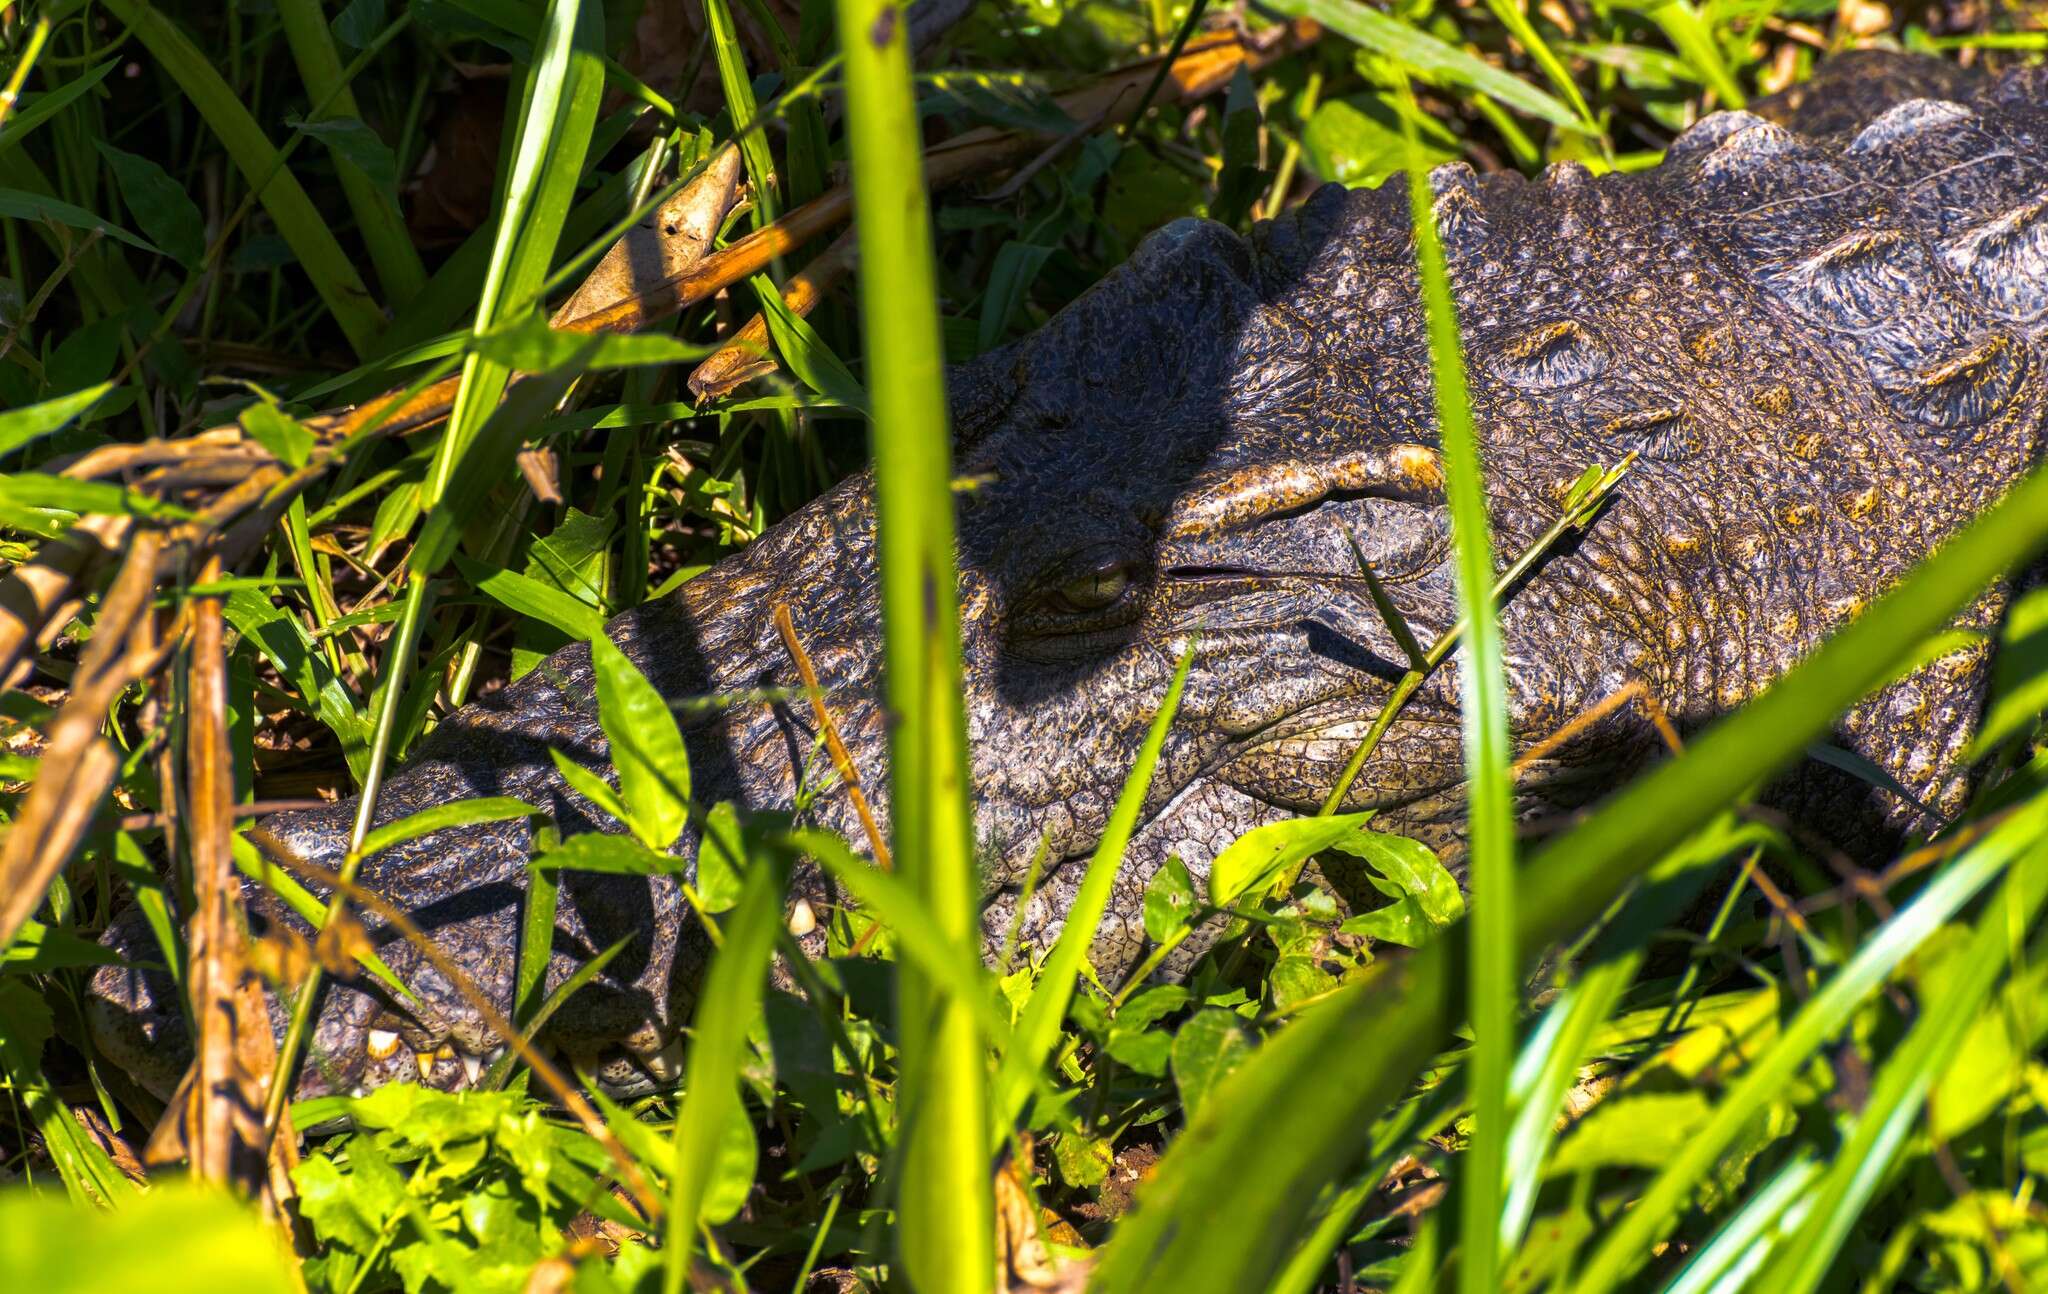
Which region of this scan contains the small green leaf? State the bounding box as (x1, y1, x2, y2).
(1053, 1131, 1115, 1188)
(356, 796, 536, 860)
(239, 400, 313, 469)
(589, 634, 692, 851)
(1207, 813, 1377, 909)
(695, 801, 746, 914)
(470, 310, 706, 373)
(288, 116, 400, 193)
(757, 277, 870, 411)
(548, 748, 632, 829)
(1142, 855, 1197, 945)
(0, 382, 113, 461)
(533, 831, 683, 875)
(1547, 1090, 1714, 1175)
(452, 553, 607, 640)
(1171, 1008, 1254, 1119)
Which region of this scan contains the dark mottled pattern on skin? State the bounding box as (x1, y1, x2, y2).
(92, 53, 2048, 1100)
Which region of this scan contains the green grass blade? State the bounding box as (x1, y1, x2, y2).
(427, 0, 604, 511)
(1569, 793, 2048, 1290)
(1477, 0, 1598, 131)
(1093, 457, 2048, 1292)
(995, 642, 1195, 1130)
(1263, 0, 1593, 134)
(274, 0, 426, 304)
(1401, 92, 1517, 1294)
(662, 841, 790, 1293)
(97, 0, 385, 354)
(835, 0, 996, 1282)
(1637, 0, 1747, 108)
(1759, 839, 2048, 1292)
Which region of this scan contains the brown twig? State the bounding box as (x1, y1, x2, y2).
(687, 229, 859, 401)
(181, 550, 297, 1210)
(0, 531, 171, 948)
(773, 602, 890, 869)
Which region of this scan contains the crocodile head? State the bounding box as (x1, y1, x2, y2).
(91, 55, 2047, 1100)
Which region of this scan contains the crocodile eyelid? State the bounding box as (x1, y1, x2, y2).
(1165, 445, 1446, 540)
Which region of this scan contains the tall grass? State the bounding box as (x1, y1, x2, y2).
(835, 0, 996, 1286)
(2, 2, 2046, 1292)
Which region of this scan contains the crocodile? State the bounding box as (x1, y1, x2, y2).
(91, 52, 2048, 1101)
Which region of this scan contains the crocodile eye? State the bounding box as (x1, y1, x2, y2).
(1050, 562, 1133, 612)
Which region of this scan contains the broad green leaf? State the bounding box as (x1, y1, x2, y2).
(452, 553, 606, 640)
(0, 1184, 293, 1291)
(356, 796, 536, 860)
(1329, 830, 1463, 946)
(0, 472, 187, 519)
(469, 310, 705, 373)
(1206, 813, 1376, 909)
(288, 115, 400, 192)
(757, 278, 869, 411)
(695, 801, 747, 913)
(589, 633, 692, 850)
(3, 920, 126, 973)
(0, 382, 114, 461)
(224, 589, 371, 779)
(94, 141, 206, 266)
(1970, 583, 2048, 758)
(1546, 1090, 1713, 1175)
(238, 401, 314, 469)
(1171, 1008, 1254, 1120)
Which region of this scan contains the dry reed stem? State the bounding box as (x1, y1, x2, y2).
(0, 531, 168, 947)
(773, 602, 890, 869)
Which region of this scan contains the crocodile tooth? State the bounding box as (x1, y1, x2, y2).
(787, 897, 818, 938)
(638, 1036, 686, 1083)
(459, 1052, 482, 1087)
(366, 1028, 400, 1060)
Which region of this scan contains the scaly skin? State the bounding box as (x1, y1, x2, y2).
(92, 54, 2048, 1100)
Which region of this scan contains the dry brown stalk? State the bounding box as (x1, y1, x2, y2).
(773, 602, 890, 869)
(0, 530, 171, 948)
(182, 550, 302, 1215)
(687, 229, 859, 400)
(551, 144, 746, 326)
(0, 512, 131, 688)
